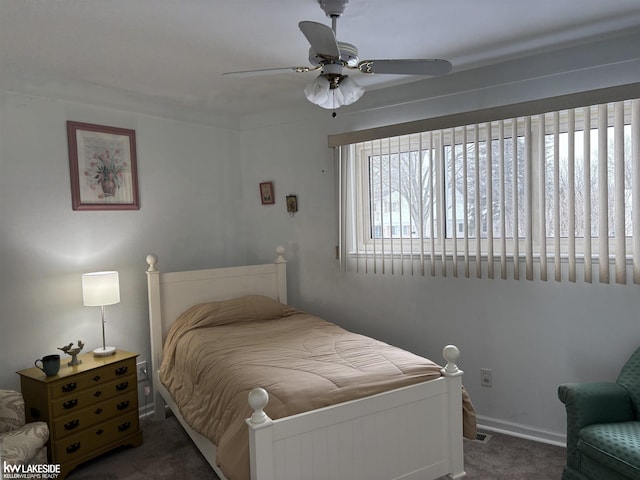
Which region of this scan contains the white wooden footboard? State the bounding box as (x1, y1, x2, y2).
(246, 345, 466, 480)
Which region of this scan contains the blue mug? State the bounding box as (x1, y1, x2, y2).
(35, 354, 60, 376)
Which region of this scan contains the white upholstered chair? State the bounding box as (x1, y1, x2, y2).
(0, 389, 49, 465)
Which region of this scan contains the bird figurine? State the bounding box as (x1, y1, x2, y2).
(59, 340, 85, 366)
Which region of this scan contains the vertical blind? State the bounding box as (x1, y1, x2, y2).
(338, 98, 640, 285)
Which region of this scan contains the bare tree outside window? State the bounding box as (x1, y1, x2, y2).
(367, 121, 632, 242)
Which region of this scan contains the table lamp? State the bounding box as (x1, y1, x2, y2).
(82, 271, 120, 357)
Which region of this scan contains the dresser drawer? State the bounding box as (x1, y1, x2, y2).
(51, 374, 136, 417)
(52, 410, 139, 464)
(52, 390, 138, 440)
(50, 359, 135, 399)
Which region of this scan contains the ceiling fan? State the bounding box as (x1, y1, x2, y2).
(223, 0, 452, 113)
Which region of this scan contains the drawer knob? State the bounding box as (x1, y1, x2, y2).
(115, 366, 128, 376)
(63, 399, 78, 410)
(96, 428, 105, 436)
(64, 419, 80, 431)
(115, 381, 129, 392)
(66, 442, 81, 454)
(94, 390, 103, 398)
(116, 400, 130, 410)
(118, 421, 131, 432)
(94, 408, 103, 415)
(92, 375, 101, 382)
(62, 382, 77, 393)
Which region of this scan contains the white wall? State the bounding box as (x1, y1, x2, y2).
(0, 92, 245, 394)
(239, 29, 640, 443)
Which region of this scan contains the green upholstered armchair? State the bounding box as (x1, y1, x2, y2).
(558, 347, 640, 480)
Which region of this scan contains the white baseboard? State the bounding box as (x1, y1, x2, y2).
(476, 415, 566, 447)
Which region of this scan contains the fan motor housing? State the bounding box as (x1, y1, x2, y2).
(308, 41, 359, 67)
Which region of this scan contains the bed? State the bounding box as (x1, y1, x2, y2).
(146, 247, 474, 480)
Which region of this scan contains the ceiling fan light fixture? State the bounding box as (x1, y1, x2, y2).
(305, 74, 364, 109)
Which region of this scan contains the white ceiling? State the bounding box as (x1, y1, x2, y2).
(2, 0, 640, 118)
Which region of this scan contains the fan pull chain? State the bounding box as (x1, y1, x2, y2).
(332, 88, 337, 117)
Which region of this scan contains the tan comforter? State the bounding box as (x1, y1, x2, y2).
(160, 295, 476, 480)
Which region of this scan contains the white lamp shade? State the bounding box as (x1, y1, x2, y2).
(339, 76, 365, 105)
(304, 75, 330, 105)
(305, 74, 364, 110)
(82, 271, 120, 306)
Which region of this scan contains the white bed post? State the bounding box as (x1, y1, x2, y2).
(274, 246, 287, 305)
(246, 388, 275, 480)
(441, 345, 466, 479)
(146, 254, 166, 421)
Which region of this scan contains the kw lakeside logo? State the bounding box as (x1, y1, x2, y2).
(1, 461, 61, 479)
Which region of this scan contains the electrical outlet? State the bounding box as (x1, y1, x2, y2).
(481, 368, 493, 387)
(137, 361, 148, 382)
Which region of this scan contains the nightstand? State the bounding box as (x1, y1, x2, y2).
(17, 350, 143, 479)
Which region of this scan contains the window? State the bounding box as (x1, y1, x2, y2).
(338, 98, 640, 284)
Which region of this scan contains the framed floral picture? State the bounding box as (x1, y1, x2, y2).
(67, 121, 140, 210)
(260, 181, 274, 205)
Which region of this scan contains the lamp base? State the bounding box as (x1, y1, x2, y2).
(93, 346, 116, 357)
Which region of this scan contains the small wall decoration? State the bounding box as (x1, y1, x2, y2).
(260, 181, 275, 205)
(67, 121, 140, 210)
(286, 194, 298, 216)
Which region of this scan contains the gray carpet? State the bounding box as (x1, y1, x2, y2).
(67, 416, 566, 479)
(67, 416, 218, 480)
(447, 432, 566, 479)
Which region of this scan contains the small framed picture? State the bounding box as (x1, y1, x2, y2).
(67, 121, 140, 211)
(286, 194, 298, 214)
(260, 181, 274, 205)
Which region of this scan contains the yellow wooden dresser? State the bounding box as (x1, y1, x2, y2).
(17, 350, 143, 479)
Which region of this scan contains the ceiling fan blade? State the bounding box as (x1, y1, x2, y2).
(358, 59, 452, 76)
(222, 66, 316, 78)
(299, 21, 340, 60)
